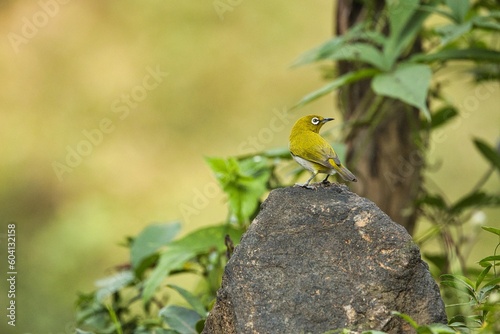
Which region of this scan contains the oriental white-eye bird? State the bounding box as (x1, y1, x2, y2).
(289, 115, 357, 187)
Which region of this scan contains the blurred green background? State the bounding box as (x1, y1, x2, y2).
(0, 1, 498, 332)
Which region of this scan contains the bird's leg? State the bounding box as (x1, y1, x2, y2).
(300, 172, 317, 189)
(321, 174, 330, 184)
(305, 173, 316, 186)
(294, 171, 317, 189)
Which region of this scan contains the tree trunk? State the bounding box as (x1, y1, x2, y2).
(335, 0, 425, 234)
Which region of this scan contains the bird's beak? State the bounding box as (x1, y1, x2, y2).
(322, 118, 334, 123)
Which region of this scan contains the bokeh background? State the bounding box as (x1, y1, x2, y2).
(0, 1, 498, 332)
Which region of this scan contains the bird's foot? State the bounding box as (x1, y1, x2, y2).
(294, 183, 315, 190)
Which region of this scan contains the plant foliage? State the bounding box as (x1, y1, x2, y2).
(76, 1, 500, 333)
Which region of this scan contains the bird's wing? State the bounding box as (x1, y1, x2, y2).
(292, 133, 341, 169)
(320, 144, 342, 168)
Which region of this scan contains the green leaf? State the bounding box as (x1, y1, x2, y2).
(445, 0, 470, 23)
(76, 293, 115, 331)
(448, 315, 466, 327)
(442, 274, 475, 290)
(131, 222, 181, 270)
(361, 30, 388, 46)
(441, 274, 477, 301)
(167, 284, 207, 317)
(449, 191, 500, 214)
(440, 280, 476, 298)
(483, 277, 500, 288)
(419, 5, 456, 22)
(411, 48, 500, 63)
(143, 225, 243, 302)
(206, 156, 270, 223)
(386, 0, 419, 39)
(314, 42, 389, 71)
(471, 63, 500, 82)
(254, 147, 291, 160)
(423, 253, 447, 271)
(474, 138, 500, 172)
(434, 22, 472, 47)
(481, 226, 500, 237)
(421, 323, 457, 334)
(478, 284, 498, 303)
(133, 253, 159, 280)
(233, 157, 270, 220)
(428, 106, 458, 129)
(384, 0, 439, 66)
(134, 329, 176, 334)
(159, 305, 200, 334)
(372, 63, 432, 120)
(476, 265, 491, 289)
(196, 319, 206, 333)
(236, 148, 289, 164)
(292, 35, 348, 67)
(143, 248, 194, 303)
(170, 224, 243, 253)
(479, 255, 500, 267)
(392, 311, 418, 329)
(417, 194, 448, 210)
(94, 270, 134, 301)
(294, 68, 379, 108)
(105, 304, 123, 334)
(465, 315, 483, 327)
(472, 16, 500, 31)
(292, 23, 387, 68)
(76, 330, 95, 334)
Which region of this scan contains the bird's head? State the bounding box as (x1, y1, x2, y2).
(291, 115, 334, 134)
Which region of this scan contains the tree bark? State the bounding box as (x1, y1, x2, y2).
(335, 0, 425, 234)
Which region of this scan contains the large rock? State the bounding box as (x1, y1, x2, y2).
(203, 183, 447, 334)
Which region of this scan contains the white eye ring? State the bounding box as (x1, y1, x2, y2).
(311, 117, 320, 125)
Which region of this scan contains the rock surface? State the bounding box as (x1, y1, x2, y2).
(203, 183, 447, 334)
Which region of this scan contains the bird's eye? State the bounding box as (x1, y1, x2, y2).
(311, 117, 320, 125)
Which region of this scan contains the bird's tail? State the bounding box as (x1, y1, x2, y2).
(334, 164, 357, 182)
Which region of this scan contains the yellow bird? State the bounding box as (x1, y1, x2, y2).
(289, 115, 357, 187)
